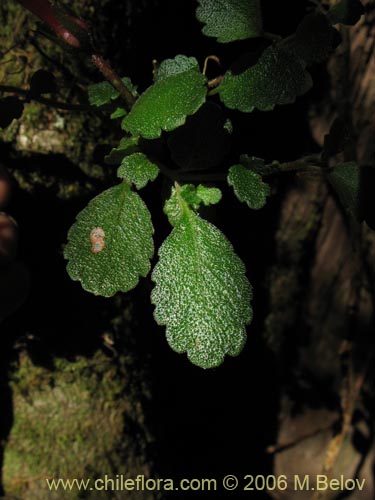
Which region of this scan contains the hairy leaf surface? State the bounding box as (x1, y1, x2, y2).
(117, 153, 159, 189)
(151, 210, 252, 368)
(65, 183, 154, 297)
(196, 0, 262, 43)
(164, 184, 222, 225)
(218, 46, 312, 112)
(228, 165, 270, 209)
(122, 55, 207, 139)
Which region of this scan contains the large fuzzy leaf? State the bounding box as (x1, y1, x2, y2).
(122, 55, 207, 139)
(196, 0, 262, 43)
(64, 183, 154, 297)
(217, 46, 312, 112)
(152, 204, 252, 368)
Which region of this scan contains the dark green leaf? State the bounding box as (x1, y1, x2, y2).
(167, 102, 232, 171)
(228, 165, 270, 209)
(117, 153, 159, 189)
(88, 77, 137, 107)
(104, 136, 141, 165)
(151, 208, 252, 368)
(218, 46, 312, 112)
(122, 55, 207, 139)
(196, 0, 262, 43)
(64, 183, 154, 297)
(327, 162, 361, 221)
(282, 13, 339, 66)
(239, 155, 269, 174)
(155, 55, 198, 81)
(327, 0, 364, 25)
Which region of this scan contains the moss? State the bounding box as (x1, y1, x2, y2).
(3, 350, 156, 500)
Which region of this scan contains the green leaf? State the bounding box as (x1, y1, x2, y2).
(110, 107, 127, 119)
(104, 136, 140, 165)
(164, 185, 199, 226)
(327, 162, 361, 221)
(218, 46, 312, 112)
(196, 0, 262, 43)
(64, 183, 154, 297)
(122, 55, 207, 139)
(151, 209, 252, 368)
(164, 184, 222, 226)
(196, 185, 222, 205)
(228, 165, 270, 209)
(327, 0, 364, 25)
(117, 153, 159, 189)
(282, 13, 339, 66)
(239, 155, 269, 174)
(167, 102, 232, 171)
(88, 77, 137, 107)
(155, 55, 198, 81)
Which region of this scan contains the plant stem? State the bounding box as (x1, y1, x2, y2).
(152, 155, 324, 184)
(91, 55, 136, 111)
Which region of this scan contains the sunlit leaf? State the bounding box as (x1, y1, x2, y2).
(151, 205, 252, 368)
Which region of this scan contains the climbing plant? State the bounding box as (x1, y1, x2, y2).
(3, 0, 369, 368)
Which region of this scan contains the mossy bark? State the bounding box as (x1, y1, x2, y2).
(267, 3, 375, 498)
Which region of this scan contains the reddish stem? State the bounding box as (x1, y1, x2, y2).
(16, 0, 135, 110)
(16, 0, 86, 48)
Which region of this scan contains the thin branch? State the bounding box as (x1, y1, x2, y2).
(0, 84, 89, 111)
(91, 54, 136, 111)
(266, 422, 335, 455)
